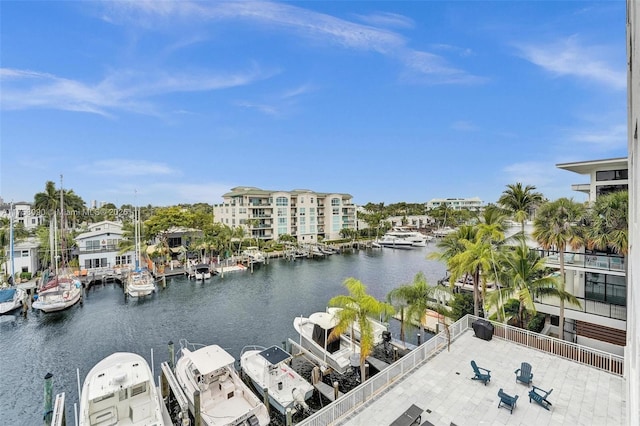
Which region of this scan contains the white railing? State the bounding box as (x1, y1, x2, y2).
(297, 314, 624, 426)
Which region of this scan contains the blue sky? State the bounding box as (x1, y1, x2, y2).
(0, 1, 627, 208)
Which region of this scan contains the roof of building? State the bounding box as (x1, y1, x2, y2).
(556, 157, 628, 175)
(222, 186, 353, 199)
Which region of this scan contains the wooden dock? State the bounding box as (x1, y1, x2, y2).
(314, 381, 343, 402)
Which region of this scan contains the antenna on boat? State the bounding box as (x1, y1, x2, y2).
(9, 201, 15, 284)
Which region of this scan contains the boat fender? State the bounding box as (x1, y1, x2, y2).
(292, 387, 309, 411)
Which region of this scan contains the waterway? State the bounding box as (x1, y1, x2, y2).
(0, 244, 446, 425)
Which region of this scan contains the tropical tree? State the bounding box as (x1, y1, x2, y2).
(488, 237, 581, 327)
(532, 198, 585, 340)
(34, 181, 59, 224)
(586, 190, 628, 255)
(498, 182, 544, 235)
(386, 272, 452, 343)
(328, 278, 394, 383)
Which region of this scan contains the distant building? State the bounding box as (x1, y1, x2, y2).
(425, 197, 483, 211)
(213, 187, 356, 243)
(0, 200, 44, 230)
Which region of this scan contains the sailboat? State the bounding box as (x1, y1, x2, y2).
(126, 205, 155, 298)
(33, 176, 83, 313)
(1, 202, 25, 315)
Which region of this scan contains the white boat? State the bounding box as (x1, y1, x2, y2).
(326, 307, 389, 346)
(79, 352, 170, 426)
(126, 269, 156, 298)
(33, 274, 82, 313)
(375, 235, 415, 249)
(175, 343, 270, 426)
(240, 345, 314, 416)
(384, 227, 429, 247)
(194, 263, 212, 280)
(242, 247, 266, 264)
(433, 226, 456, 238)
(0, 287, 24, 315)
(293, 312, 360, 375)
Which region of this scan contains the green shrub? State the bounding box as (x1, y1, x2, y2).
(20, 272, 32, 280)
(527, 313, 546, 333)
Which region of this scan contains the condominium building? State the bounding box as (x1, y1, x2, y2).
(0, 199, 44, 230)
(425, 197, 483, 211)
(212, 187, 356, 243)
(532, 158, 628, 356)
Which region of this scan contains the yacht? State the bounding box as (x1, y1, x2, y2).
(126, 269, 156, 298)
(174, 343, 270, 426)
(384, 227, 430, 247)
(375, 235, 415, 249)
(293, 311, 360, 375)
(194, 263, 212, 280)
(240, 345, 314, 415)
(326, 307, 389, 346)
(79, 352, 170, 426)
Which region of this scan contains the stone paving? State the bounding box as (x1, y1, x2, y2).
(336, 330, 626, 426)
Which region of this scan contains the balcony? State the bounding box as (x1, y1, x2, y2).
(79, 245, 120, 254)
(532, 249, 625, 273)
(535, 295, 626, 321)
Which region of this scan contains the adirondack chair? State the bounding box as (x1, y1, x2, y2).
(470, 360, 491, 385)
(515, 362, 533, 386)
(497, 388, 519, 414)
(528, 385, 553, 410)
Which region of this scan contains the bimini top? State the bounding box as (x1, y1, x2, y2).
(258, 346, 292, 366)
(188, 345, 235, 376)
(309, 312, 339, 330)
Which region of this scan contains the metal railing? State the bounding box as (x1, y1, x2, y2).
(297, 314, 624, 426)
(536, 296, 627, 321)
(532, 249, 625, 273)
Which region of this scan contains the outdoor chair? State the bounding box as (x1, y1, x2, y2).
(515, 362, 533, 387)
(528, 385, 553, 410)
(497, 388, 518, 414)
(470, 360, 491, 385)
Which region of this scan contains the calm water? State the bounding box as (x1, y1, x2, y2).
(0, 245, 445, 424)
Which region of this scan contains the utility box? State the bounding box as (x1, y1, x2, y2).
(472, 319, 494, 341)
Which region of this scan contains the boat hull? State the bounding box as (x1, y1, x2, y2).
(33, 287, 81, 313)
(0, 288, 24, 315)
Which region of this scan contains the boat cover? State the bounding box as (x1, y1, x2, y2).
(0, 289, 17, 303)
(258, 346, 291, 366)
(312, 324, 340, 354)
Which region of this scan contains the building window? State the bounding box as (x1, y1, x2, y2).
(331, 198, 340, 206)
(595, 169, 628, 181)
(276, 197, 288, 206)
(596, 185, 627, 197)
(278, 217, 287, 225)
(278, 208, 287, 217)
(585, 272, 626, 306)
(299, 208, 305, 216)
(300, 197, 304, 203)
(86, 240, 101, 250)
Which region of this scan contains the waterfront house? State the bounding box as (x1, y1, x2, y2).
(0, 199, 44, 231)
(2, 237, 41, 279)
(75, 221, 133, 273)
(213, 187, 356, 243)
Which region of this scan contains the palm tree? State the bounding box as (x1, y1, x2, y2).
(533, 198, 585, 340)
(328, 278, 394, 383)
(489, 237, 581, 327)
(386, 272, 452, 343)
(498, 183, 544, 235)
(34, 181, 59, 224)
(586, 190, 628, 255)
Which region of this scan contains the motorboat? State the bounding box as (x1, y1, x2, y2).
(0, 287, 24, 315)
(194, 264, 212, 280)
(383, 227, 429, 247)
(174, 343, 270, 426)
(126, 269, 156, 298)
(375, 235, 415, 249)
(240, 345, 314, 416)
(242, 247, 266, 265)
(79, 352, 170, 426)
(33, 274, 82, 313)
(293, 312, 360, 375)
(326, 307, 389, 346)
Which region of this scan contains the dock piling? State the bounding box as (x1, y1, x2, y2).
(43, 372, 53, 425)
(193, 390, 201, 426)
(168, 341, 175, 371)
(263, 388, 270, 415)
(417, 333, 421, 345)
(333, 381, 339, 401)
(286, 407, 292, 426)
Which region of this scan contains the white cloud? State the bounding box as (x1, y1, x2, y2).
(567, 123, 627, 152)
(77, 159, 177, 176)
(502, 161, 588, 202)
(451, 120, 478, 131)
(354, 12, 415, 29)
(515, 35, 625, 90)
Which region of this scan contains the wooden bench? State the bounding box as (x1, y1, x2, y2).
(390, 403, 423, 426)
(497, 388, 518, 414)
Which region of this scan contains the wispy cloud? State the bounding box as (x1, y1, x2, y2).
(234, 100, 280, 116)
(0, 66, 271, 116)
(566, 123, 627, 151)
(451, 120, 479, 131)
(502, 161, 581, 201)
(104, 1, 481, 85)
(515, 35, 625, 90)
(77, 159, 177, 176)
(354, 12, 414, 29)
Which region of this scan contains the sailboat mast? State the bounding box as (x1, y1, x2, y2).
(9, 202, 15, 284)
(59, 174, 66, 269)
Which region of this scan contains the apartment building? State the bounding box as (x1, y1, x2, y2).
(532, 158, 628, 356)
(212, 187, 356, 243)
(0, 200, 44, 230)
(425, 197, 484, 211)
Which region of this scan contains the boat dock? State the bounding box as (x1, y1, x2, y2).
(313, 381, 343, 402)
